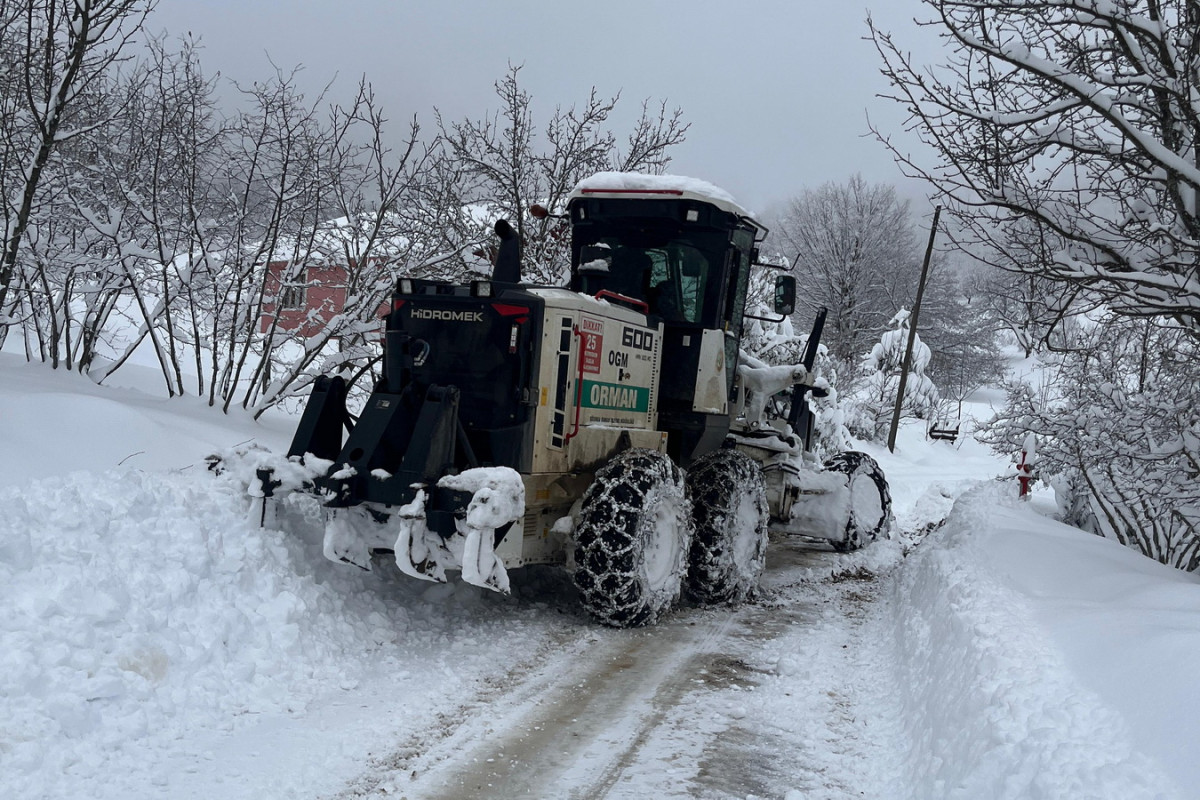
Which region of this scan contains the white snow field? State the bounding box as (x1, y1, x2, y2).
(1, 352, 1198, 799)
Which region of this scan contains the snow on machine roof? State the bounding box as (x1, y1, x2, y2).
(568, 171, 761, 229)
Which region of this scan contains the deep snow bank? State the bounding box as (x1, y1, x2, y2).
(0, 470, 390, 796)
(0, 353, 295, 485)
(0, 467, 560, 800)
(889, 482, 1193, 799)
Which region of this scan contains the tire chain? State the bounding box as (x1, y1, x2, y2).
(824, 451, 893, 550)
(685, 448, 768, 605)
(574, 449, 687, 627)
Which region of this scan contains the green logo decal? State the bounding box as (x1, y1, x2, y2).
(581, 379, 649, 413)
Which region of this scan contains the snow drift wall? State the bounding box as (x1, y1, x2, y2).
(885, 483, 1178, 799)
(0, 469, 540, 800)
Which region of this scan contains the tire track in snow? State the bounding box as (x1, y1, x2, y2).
(379, 610, 740, 799)
(687, 572, 902, 799)
(329, 539, 840, 799)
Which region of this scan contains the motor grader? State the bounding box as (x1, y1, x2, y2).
(264, 172, 892, 627)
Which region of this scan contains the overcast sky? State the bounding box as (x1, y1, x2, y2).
(146, 1, 940, 217)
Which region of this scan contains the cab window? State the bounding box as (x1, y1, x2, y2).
(574, 229, 724, 326)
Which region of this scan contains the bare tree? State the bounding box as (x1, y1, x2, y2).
(440, 64, 689, 284)
(65, 33, 226, 394)
(923, 272, 1008, 412)
(245, 79, 467, 416)
(869, 0, 1200, 331)
(18, 27, 469, 414)
(200, 68, 349, 412)
(0, 0, 153, 351)
(964, 265, 1077, 357)
(768, 175, 922, 367)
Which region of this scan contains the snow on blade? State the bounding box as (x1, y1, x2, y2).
(439, 467, 525, 594)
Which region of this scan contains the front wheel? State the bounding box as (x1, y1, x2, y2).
(573, 448, 693, 627)
(684, 448, 769, 605)
(823, 451, 893, 552)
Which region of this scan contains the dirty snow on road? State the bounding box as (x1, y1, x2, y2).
(2, 355, 1198, 799)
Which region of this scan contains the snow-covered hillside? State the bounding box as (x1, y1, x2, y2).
(1, 353, 1198, 799)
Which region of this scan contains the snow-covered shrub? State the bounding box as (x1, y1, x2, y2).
(846, 309, 939, 442)
(983, 315, 1200, 572)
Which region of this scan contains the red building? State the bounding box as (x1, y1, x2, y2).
(259, 259, 391, 337)
(259, 260, 346, 336)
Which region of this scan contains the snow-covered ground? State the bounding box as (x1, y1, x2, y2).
(2, 352, 1198, 799)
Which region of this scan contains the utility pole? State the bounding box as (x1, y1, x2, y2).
(887, 205, 941, 453)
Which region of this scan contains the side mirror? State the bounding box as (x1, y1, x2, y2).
(774, 275, 797, 316)
(529, 203, 566, 220)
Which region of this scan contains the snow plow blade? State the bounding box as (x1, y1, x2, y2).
(286, 375, 351, 463)
(286, 373, 474, 538)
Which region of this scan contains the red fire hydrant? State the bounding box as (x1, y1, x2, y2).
(1016, 433, 1037, 500)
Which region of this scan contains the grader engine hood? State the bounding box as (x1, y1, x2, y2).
(525, 287, 668, 476)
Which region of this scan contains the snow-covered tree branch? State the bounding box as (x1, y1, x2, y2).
(767, 176, 924, 369)
(869, 0, 1200, 330)
(0, 0, 152, 351)
(439, 64, 689, 285)
(983, 313, 1200, 570)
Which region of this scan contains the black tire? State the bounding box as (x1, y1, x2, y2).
(573, 448, 693, 627)
(684, 448, 769, 605)
(823, 451, 893, 552)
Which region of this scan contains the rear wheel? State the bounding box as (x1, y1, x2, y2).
(823, 451, 892, 552)
(573, 448, 692, 627)
(684, 448, 769, 605)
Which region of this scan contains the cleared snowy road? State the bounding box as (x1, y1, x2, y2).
(385, 608, 750, 799)
(328, 537, 907, 800)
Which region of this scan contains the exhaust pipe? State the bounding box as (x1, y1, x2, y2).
(493, 219, 521, 283)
